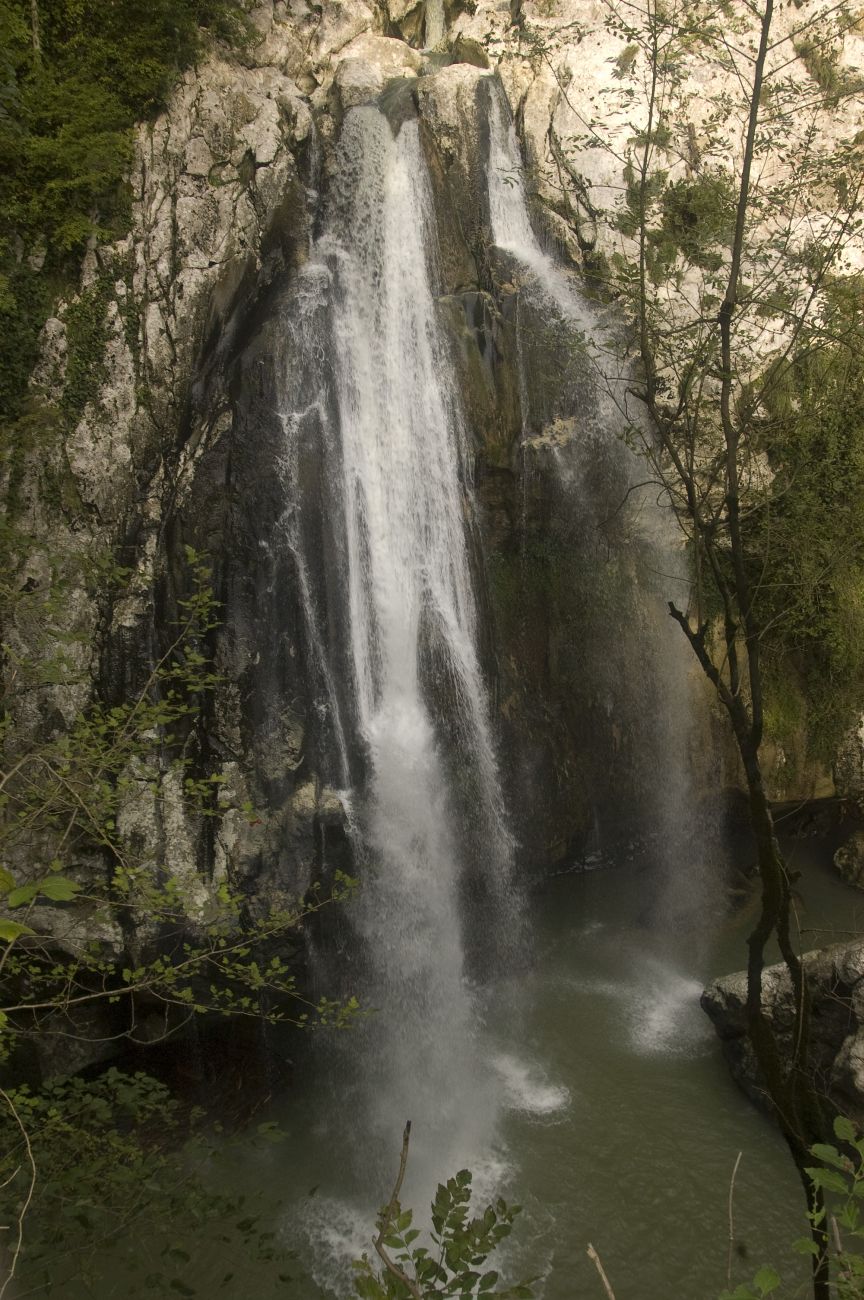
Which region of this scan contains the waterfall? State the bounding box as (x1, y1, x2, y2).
(328, 104, 513, 1181)
(278, 103, 517, 1232)
(265, 80, 721, 1293)
(486, 84, 721, 945)
(488, 93, 588, 325)
(487, 89, 627, 396)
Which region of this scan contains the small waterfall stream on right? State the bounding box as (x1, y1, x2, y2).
(487, 85, 722, 954)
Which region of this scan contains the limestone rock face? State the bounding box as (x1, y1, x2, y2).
(702, 943, 864, 1125)
(333, 33, 423, 111)
(836, 725, 864, 807)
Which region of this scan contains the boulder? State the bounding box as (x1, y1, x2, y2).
(333, 34, 423, 112)
(702, 942, 864, 1125)
(835, 830, 864, 889)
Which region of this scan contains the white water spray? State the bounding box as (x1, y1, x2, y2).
(486, 83, 721, 944)
(292, 104, 517, 1200)
(488, 93, 592, 327)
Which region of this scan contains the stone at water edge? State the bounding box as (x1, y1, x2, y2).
(701, 941, 864, 1128)
(835, 830, 864, 889)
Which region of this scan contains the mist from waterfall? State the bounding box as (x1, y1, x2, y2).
(486, 84, 722, 951)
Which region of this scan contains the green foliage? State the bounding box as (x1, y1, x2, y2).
(616, 159, 668, 243)
(59, 266, 113, 426)
(655, 169, 735, 270)
(1, 0, 247, 253)
(627, 167, 736, 283)
(719, 1264, 781, 1300)
(0, 0, 249, 424)
(0, 1068, 296, 1296)
(569, 0, 864, 764)
(721, 1116, 864, 1299)
(794, 36, 864, 106)
(353, 1168, 536, 1298)
(801, 1116, 864, 1298)
(743, 315, 864, 761)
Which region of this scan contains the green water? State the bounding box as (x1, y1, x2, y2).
(55, 837, 864, 1300)
(204, 838, 863, 1300)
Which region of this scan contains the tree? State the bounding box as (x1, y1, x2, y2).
(522, 1, 864, 1295)
(0, 0, 250, 423)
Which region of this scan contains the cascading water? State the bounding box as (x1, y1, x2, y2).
(273, 103, 527, 1278)
(487, 89, 630, 418)
(263, 75, 721, 1297)
(325, 103, 515, 1182)
(486, 85, 722, 986)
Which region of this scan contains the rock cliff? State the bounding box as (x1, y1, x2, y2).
(7, 0, 863, 1058)
(703, 943, 864, 1126)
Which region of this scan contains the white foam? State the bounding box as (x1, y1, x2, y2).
(469, 1148, 517, 1207)
(626, 960, 709, 1057)
(289, 1195, 370, 1298)
(568, 957, 713, 1058)
(493, 1053, 571, 1119)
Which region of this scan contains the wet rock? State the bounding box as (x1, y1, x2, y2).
(415, 65, 494, 272)
(835, 830, 864, 889)
(702, 942, 864, 1126)
(333, 34, 423, 112)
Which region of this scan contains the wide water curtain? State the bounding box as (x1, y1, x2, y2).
(323, 105, 513, 1190)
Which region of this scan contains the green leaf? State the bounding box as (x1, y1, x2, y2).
(811, 1143, 849, 1171)
(7, 884, 38, 907)
(792, 1237, 820, 1256)
(0, 919, 35, 941)
(835, 1115, 857, 1144)
(808, 1166, 849, 1195)
(0, 867, 16, 894)
(38, 876, 81, 902)
(754, 1266, 780, 1295)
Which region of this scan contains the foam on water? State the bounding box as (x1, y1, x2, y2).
(492, 1054, 572, 1120)
(568, 961, 712, 1058)
(290, 1196, 371, 1296)
(625, 958, 710, 1057)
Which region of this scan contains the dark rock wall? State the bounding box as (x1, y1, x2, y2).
(128, 65, 718, 901)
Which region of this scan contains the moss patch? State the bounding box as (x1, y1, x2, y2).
(60, 271, 114, 429)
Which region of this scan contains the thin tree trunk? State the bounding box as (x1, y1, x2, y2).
(30, 0, 42, 63)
